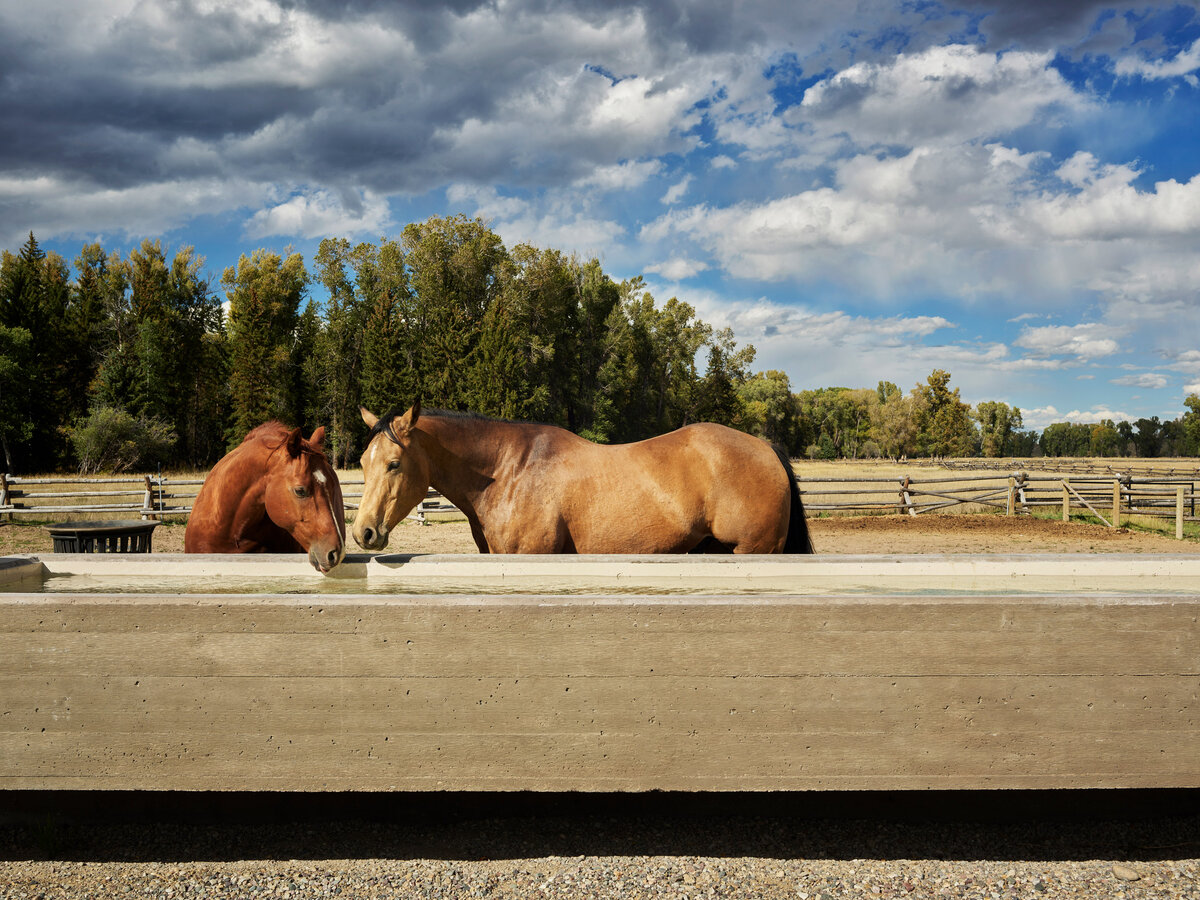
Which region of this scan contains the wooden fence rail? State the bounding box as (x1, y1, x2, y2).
(3, 469, 1198, 539)
(931, 457, 1200, 479)
(0, 474, 452, 525)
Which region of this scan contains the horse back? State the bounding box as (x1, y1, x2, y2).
(543, 422, 793, 553)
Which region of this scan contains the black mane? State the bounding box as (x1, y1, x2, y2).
(368, 407, 516, 445)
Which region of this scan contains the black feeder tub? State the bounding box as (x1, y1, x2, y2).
(48, 519, 159, 553)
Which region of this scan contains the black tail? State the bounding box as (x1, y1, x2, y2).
(773, 445, 814, 554)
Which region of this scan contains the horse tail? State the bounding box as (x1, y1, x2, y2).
(773, 444, 814, 554)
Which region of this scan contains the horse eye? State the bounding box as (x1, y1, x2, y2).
(293, 486, 310, 499)
(387, 460, 402, 472)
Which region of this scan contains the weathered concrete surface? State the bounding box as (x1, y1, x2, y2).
(2, 553, 1197, 792)
(9, 551, 1200, 594)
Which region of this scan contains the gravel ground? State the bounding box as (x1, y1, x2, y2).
(2, 805, 1199, 900)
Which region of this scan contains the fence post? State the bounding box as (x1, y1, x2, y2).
(143, 475, 156, 521)
(1112, 479, 1121, 529)
(1007, 475, 1016, 517)
(1178, 485, 1185, 540)
(1062, 477, 1070, 522)
(899, 476, 915, 516)
(0, 472, 8, 524)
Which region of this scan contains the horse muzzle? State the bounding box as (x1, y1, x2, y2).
(308, 541, 346, 574)
(354, 524, 389, 552)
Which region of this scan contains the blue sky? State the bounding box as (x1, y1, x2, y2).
(3, 1, 1200, 430)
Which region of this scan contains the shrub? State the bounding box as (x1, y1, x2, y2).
(67, 407, 178, 474)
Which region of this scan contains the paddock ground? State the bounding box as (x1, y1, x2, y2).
(4, 511, 1200, 557)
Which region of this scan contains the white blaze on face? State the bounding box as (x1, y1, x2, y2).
(329, 488, 345, 550)
(315, 467, 344, 553)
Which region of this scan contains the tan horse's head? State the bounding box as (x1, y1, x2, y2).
(354, 403, 430, 551)
(263, 425, 347, 572)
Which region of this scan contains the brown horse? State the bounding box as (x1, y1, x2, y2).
(185, 422, 347, 572)
(353, 403, 812, 554)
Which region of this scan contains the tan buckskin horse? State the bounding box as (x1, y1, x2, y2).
(185, 423, 347, 572)
(353, 403, 813, 554)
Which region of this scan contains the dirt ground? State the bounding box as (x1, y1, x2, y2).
(3, 512, 1198, 556)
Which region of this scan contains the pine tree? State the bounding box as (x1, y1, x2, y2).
(0, 234, 84, 469)
(402, 215, 507, 409)
(222, 249, 307, 443)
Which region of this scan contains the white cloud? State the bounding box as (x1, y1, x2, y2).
(1185, 382, 1200, 395)
(641, 143, 1050, 293)
(1026, 153, 1200, 240)
(1014, 323, 1120, 360)
(692, 296, 955, 345)
(794, 44, 1086, 149)
(449, 184, 627, 258)
(1114, 38, 1200, 81)
(435, 66, 708, 182)
(1025, 405, 1134, 428)
(244, 188, 392, 240)
(661, 175, 692, 205)
(573, 160, 662, 192)
(0, 174, 259, 248)
(646, 134, 1200, 316)
(1022, 406, 1061, 429)
(1062, 407, 1134, 424)
(1111, 372, 1168, 389)
(1169, 350, 1200, 373)
(640, 43, 1200, 324)
(645, 256, 708, 280)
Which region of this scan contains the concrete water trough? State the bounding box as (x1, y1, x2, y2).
(1, 552, 1197, 792)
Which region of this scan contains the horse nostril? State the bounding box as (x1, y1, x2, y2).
(327, 549, 339, 567)
(362, 527, 375, 545)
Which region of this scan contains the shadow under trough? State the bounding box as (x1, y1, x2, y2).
(2, 790, 1197, 864)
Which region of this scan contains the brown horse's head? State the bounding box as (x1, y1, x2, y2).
(354, 403, 430, 551)
(264, 425, 347, 572)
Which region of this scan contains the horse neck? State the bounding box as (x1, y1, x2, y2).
(415, 416, 503, 501)
(214, 443, 271, 533)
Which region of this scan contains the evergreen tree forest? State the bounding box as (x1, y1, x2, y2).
(3, 217, 1199, 474)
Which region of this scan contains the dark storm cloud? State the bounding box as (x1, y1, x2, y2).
(0, 0, 1134, 198)
(0, 2, 315, 187)
(947, 0, 1195, 49)
(0, 0, 1188, 246)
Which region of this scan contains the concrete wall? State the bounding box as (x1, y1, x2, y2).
(1, 554, 1197, 791)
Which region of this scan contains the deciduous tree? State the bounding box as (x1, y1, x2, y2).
(914, 369, 976, 457)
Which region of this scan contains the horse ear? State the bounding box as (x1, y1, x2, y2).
(394, 401, 421, 435)
(309, 426, 326, 450)
(285, 426, 303, 457)
(360, 407, 378, 428)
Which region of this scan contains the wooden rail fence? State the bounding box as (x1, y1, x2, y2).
(3, 469, 1198, 539)
(929, 457, 1200, 479)
(0, 474, 450, 525)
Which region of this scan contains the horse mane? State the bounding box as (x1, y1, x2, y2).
(241, 421, 292, 445)
(369, 407, 515, 446)
(240, 421, 327, 458)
